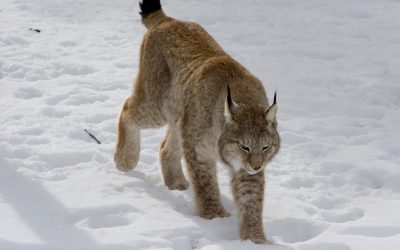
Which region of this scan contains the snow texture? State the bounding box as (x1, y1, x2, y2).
(1, 0, 400, 249)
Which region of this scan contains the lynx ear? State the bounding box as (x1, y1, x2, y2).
(225, 86, 239, 121)
(266, 91, 277, 122)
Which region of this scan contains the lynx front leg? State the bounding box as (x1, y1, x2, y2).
(232, 170, 268, 244)
(183, 141, 230, 219)
(160, 126, 189, 190)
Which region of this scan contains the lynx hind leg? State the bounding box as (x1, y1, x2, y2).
(115, 34, 171, 171)
(182, 132, 230, 219)
(114, 94, 167, 172)
(114, 98, 141, 172)
(159, 125, 189, 190)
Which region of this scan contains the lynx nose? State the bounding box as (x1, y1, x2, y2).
(250, 154, 263, 170)
(252, 164, 262, 171)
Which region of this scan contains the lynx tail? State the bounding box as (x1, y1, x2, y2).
(139, 0, 161, 17)
(139, 0, 168, 29)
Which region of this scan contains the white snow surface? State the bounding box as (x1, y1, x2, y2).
(1, 0, 400, 249)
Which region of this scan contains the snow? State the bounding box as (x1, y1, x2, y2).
(1, 0, 400, 249)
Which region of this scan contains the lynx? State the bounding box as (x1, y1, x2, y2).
(114, 0, 280, 244)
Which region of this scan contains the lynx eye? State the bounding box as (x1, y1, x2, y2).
(263, 145, 271, 152)
(239, 144, 250, 152)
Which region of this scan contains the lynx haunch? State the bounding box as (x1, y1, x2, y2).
(114, 0, 281, 244)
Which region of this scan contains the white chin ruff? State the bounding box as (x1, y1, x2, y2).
(241, 166, 263, 175)
(229, 160, 263, 175)
(229, 160, 243, 172)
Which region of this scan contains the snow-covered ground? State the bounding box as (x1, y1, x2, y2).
(1, 0, 400, 249)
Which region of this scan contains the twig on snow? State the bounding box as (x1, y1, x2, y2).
(29, 28, 41, 33)
(84, 129, 101, 144)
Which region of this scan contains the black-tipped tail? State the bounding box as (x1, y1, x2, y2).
(139, 0, 162, 17)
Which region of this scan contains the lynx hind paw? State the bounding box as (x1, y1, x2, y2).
(114, 151, 138, 172)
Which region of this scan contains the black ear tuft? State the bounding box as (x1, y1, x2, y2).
(227, 85, 234, 108)
(273, 90, 277, 105)
(225, 85, 239, 119)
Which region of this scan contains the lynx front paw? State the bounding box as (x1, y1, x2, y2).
(166, 179, 189, 191)
(240, 227, 268, 244)
(114, 150, 139, 172)
(244, 236, 269, 244)
(199, 205, 231, 219)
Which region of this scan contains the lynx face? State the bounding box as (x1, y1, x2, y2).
(218, 91, 280, 175)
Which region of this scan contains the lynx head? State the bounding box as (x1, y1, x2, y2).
(218, 87, 280, 175)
